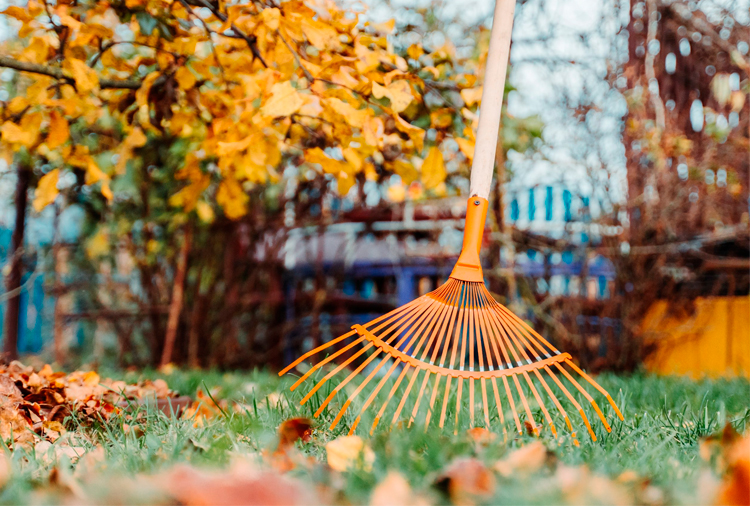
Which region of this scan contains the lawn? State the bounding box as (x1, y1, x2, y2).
(1, 365, 748, 505)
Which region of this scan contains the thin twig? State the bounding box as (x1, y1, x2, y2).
(0, 55, 142, 89)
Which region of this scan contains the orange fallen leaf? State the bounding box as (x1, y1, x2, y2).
(436, 458, 495, 505)
(494, 441, 549, 477)
(326, 435, 375, 472)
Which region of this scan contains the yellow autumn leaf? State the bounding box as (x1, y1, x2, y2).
(1, 122, 35, 147)
(455, 137, 475, 160)
(393, 114, 425, 153)
(63, 58, 99, 93)
(372, 80, 414, 113)
(461, 86, 483, 107)
(261, 81, 303, 118)
(337, 172, 356, 195)
(261, 7, 280, 30)
(324, 97, 368, 129)
(175, 66, 197, 90)
(46, 110, 69, 150)
(195, 201, 215, 223)
(370, 18, 395, 35)
(386, 159, 418, 185)
(301, 18, 340, 51)
(1, 113, 42, 147)
(33, 169, 59, 212)
(85, 227, 109, 259)
(326, 436, 375, 472)
(216, 178, 248, 219)
(1, 5, 32, 22)
(305, 147, 349, 175)
(421, 146, 446, 190)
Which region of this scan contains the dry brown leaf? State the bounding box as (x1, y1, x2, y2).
(716, 430, 750, 506)
(370, 471, 421, 506)
(436, 458, 495, 505)
(326, 435, 375, 472)
(494, 441, 549, 477)
(155, 463, 314, 505)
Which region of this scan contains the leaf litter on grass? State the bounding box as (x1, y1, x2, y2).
(1, 364, 748, 505)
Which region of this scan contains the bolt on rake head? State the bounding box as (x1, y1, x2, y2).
(279, 197, 624, 440)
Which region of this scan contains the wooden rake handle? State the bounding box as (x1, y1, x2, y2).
(469, 0, 516, 200)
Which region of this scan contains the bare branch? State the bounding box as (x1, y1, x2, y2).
(0, 55, 142, 90)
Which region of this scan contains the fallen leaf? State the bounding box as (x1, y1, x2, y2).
(467, 427, 496, 448)
(326, 435, 375, 472)
(156, 463, 314, 505)
(436, 457, 495, 505)
(494, 441, 549, 477)
(278, 418, 313, 449)
(716, 430, 750, 506)
(370, 471, 417, 506)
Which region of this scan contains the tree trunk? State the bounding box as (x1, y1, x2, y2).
(160, 225, 192, 367)
(187, 263, 204, 368)
(3, 164, 30, 360)
(51, 199, 66, 365)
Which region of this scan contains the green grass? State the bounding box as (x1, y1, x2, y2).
(1, 369, 748, 505)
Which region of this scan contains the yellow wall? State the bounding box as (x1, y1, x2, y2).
(642, 296, 750, 378)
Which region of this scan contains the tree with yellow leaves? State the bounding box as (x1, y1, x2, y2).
(0, 0, 543, 364)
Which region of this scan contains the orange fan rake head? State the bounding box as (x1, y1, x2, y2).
(279, 197, 624, 441)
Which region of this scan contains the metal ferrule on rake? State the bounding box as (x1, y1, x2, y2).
(279, 197, 624, 441)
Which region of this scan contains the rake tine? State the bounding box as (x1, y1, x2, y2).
(350, 359, 401, 434)
(532, 368, 574, 435)
(371, 365, 411, 434)
(553, 362, 611, 433)
(425, 373, 443, 428)
(495, 303, 561, 355)
(392, 368, 422, 425)
(503, 376, 523, 435)
(522, 371, 557, 437)
(424, 284, 462, 429)
(439, 375, 452, 428)
(511, 373, 538, 435)
(408, 284, 462, 429)
(470, 287, 490, 429)
(329, 353, 392, 429)
(408, 371, 432, 427)
(293, 297, 429, 391)
(489, 305, 576, 438)
(301, 343, 374, 406)
(292, 336, 366, 391)
(455, 377, 464, 435)
(472, 288, 518, 434)
(474, 290, 527, 434)
(279, 330, 358, 377)
(486, 301, 558, 437)
(543, 364, 593, 441)
(467, 287, 476, 428)
(490, 377, 508, 439)
(566, 360, 624, 421)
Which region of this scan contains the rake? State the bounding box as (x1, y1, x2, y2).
(280, 0, 624, 440)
